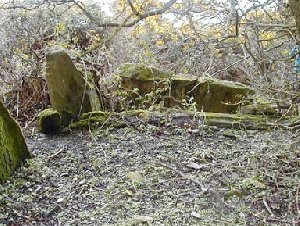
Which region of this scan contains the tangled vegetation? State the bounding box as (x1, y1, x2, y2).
(0, 0, 300, 118)
(1, 0, 300, 225)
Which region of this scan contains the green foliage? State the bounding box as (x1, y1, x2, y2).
(241, 175, 266, 191)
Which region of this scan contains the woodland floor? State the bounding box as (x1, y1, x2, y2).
(1, 120, 300, 225)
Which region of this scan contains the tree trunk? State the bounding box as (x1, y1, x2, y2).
(288, 0, 300, 39)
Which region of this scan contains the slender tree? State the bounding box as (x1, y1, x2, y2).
(288, 0, 300, 39)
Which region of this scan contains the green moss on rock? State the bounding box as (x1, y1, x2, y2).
(194, 78, 255, 113)
(116, 63, 171, 80)
(46, 50, 101, 125)
(0, 100, 30, 183)
(201, 112, 273, 129)
(64, 108, 300, 131)
(69, 111, 111, 130)
(38, 108, 61, 134)
(114, 63, 254, 113)
(168, 74, 198, 107)
(240, 102, 278, 115)
(116, 63, 171, 96)
(80, 111, 110, 120)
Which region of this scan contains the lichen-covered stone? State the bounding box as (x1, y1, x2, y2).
(68, 109, 300, 131)
(240, 102, 278, 115)
(46, 50, 101, 125)
(115, 63, 254, 113)
(123, 110, 300, 130)
(115, 63, 170, 95)
(0, 100, 30, 183)
(194, 78, 255, 113)
(117, 63, 170, 81)
(69, 111, 111, 130)
(38, 108, 61, 134)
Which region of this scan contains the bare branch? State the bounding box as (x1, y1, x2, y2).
(78, 0, 178, 28)
(76, 0, 178, 56)
(127, 0, 142, 17)
(0, 0, 76, 10)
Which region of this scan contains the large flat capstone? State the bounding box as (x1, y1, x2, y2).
(116, 63, 254, 113)
(46, 50, 100, 125)
(0, 100, 30, 183)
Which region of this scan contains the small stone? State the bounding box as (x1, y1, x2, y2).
(56, 197, 65, 203)
(38, 108, 61, 134)
(78, 179, 86, 185)
(186, 162, 202, 170)
(127, 171, 144, 183)
(191, 211, 201, 219)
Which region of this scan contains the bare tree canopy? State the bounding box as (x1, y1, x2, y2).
(0, 0, 299, 102)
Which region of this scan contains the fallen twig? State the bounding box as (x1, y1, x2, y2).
(48, 146, 66, 160)
(251, 212, 300, 225)
(155, 161, 232, 210)
(296, 181, 300, 216)
(263, 197, 275, 217)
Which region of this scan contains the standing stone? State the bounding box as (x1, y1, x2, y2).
(46, 50, 100, 125)
(0, 100, 30, 183)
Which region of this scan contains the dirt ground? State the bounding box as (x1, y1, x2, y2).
(1, 121, 300, 225)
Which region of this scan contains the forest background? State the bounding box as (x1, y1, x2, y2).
(0, 0, 299, 119)
(2, 1, 300, 225)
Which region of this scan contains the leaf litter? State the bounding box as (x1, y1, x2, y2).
(0, 120, 300, 225)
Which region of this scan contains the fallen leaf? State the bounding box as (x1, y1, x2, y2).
(131, 215, 154, 224)
(78, 179, 86, 185)
(251, 179, 266, 189)
(191, 211, 201, 219)
(124, 189, 134, 196)
(225, 188, 244, 200)
(188, 129, 199, 134)
(127, 171, 144, 183)
(186, 162, 202, 170)
(56, 197, 65, 203)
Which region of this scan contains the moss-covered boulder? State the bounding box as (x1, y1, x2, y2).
(0, 100, 30, 183)
(116, 63, 171, 95)
(68, 111, 114, 130)
(46, 50, 101, 125)
(194, 78, 254, 113)
(115, 63, 253, 113)
(240, 101, 278, 116)
(66, 109, 300, 131)
(38, 108, 61, 134)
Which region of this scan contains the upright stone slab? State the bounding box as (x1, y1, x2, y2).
(46, 50, 100, 125)
(0, 100, 30, 183)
